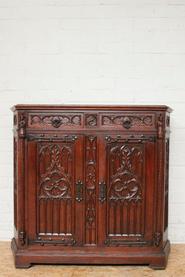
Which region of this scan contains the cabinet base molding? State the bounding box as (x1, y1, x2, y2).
(11, 238, 170, 269)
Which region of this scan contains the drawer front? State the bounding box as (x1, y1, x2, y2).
(27, 112, 156, 132)
(28, 112, 83, 130)
(100, 113, 156, 131)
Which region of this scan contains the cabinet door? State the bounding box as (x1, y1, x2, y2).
(98, 135, 156, 247)
(26, 135, 84, 247)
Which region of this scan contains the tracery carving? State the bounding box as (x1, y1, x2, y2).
(30, 114, 82, 128)
(85, 114, 97, 127)
(102, 114, 153, 129)
(38, 144, 72, 200)
(108, 144, 143, 202)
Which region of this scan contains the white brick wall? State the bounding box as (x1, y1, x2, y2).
(0, 0, 184, 242)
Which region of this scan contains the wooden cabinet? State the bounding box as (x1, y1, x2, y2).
(11, 105, 172, 269)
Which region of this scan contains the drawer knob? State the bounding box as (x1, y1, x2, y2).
(51, 116, 62, 128)
(123, 117, 132, 129)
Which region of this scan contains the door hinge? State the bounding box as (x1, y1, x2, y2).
(75, 180, 83, 202)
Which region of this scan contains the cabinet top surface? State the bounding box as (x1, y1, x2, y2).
(12, 104, 172, 112)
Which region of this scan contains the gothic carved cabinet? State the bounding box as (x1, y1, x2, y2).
(11, 105, 172, 269)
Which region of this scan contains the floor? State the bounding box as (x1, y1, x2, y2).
(0, 242, 185, 277)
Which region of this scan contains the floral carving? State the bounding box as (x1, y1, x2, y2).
(108, 144, 143, 202)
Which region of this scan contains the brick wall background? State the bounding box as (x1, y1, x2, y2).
(0, 0, 185, 242)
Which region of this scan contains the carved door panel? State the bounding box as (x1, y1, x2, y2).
(26, 135, 84, 247)
(98, 135, 156, 246)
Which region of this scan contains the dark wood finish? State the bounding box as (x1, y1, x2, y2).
(11, 105, 172, 269)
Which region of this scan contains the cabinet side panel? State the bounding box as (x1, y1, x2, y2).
(164, 138, 169, 232)
(155, 112, 167, 247)
(13, 137, 18, 235)
(163, 112, 170, 244)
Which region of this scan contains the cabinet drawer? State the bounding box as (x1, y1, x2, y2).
(28, 112, 83, 129)
(100, 113, 156, 131)
(28, 112, 156, 131)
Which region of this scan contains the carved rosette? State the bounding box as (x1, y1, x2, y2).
(85, 136, 97, 244)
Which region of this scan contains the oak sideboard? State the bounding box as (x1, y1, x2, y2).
(11, 104, 172, 269)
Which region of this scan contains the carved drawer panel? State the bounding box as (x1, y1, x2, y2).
(100, 113, 156, 131)
(28, 113, 83, 129)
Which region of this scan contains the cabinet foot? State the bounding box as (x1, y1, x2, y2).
(15, 262, 32, 269)
(149, 260, 167, 270)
